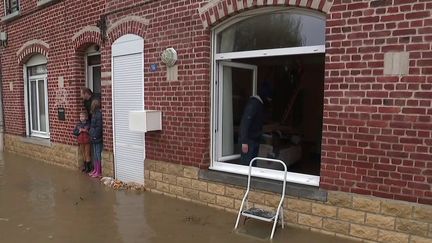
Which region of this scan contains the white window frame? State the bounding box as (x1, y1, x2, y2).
(210, 8, 326, 187)
(4, 0, 19, 15)
(216, 61, 257, 162)
(84, 48, 101, 93)
(28, 75, 49, 138)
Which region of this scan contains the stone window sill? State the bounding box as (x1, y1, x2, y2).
(20, 137, 52, 147)
(37, 0, 60, 8)
(199, 169, 327, 202)
(1, 11, 21, 22)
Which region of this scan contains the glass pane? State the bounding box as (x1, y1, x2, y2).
(28, 64, 47, 76)
(30, 81, 38, 131)
(38, 80, 47, 132)
(92, 66, 102, 94)
(221, 66, 254, 157)
(217, 12, 325, 53)
(88, 55, 101, 65)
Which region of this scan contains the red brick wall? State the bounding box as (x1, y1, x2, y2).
(0, 0, 106, 145)
(1, 0, 431, 205)
(103, 0, 211, 167)
(321, 0, 432, 204)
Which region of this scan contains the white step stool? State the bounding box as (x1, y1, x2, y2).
(234, 157, 288, 240)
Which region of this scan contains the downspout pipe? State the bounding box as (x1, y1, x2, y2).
(0, 39, 5, 152)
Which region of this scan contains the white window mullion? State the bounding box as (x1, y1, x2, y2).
(215, 45, 325, 60)
(44, 77, 49, 135)
(28, 80, 34, 132)
(35, 79, 40, 132)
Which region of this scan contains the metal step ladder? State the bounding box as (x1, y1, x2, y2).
(234, 157, 288, 240)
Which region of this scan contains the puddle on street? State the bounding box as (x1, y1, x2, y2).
(0, 153, 357, 243)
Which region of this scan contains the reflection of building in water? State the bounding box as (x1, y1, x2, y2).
(28, 171, 56, 222)
(115, 192, 154, 243)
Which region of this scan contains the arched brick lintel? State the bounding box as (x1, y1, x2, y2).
(17, 40, 49, 65)
(72, 26, 102, 51)
(198, 0, 332, 29)
(106, 16, 149, 44)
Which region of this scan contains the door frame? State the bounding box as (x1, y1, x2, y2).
(111, 34, 145, 183)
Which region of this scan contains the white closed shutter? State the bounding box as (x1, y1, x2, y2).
(113, 47, 145, 184)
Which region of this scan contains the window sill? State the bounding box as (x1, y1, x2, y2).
(1, 11, 21, 22)
(37, 0, 60, 8)
(20, 137, 52, 147)
(199, 169, 327, 202)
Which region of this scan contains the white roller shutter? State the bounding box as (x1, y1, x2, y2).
(112, 35, 145, 184)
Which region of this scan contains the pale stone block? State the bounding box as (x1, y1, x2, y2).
(225, 187, 245, 200)
(207, 183, 225, 195)
(162, 174, 177, 184)
(216, 195, 234, 208)
(396, 218, 428, 236)
(322, 0, 333, 13)
(350, 224, 378, 241)
(177, 177, 192, 188)
(156, 181, 170, 193)
(286, 198, 312, 213)
(384, 52, 409, 76)
(381, 201, 413, 218)
(169, 185, 184, 196)
(338, 208, 365, 224)
(300, 0, 308, 7)
(377, 230, 409, 243)
(327, 191, 352, 208)
(414, 206, 432, 223)
(312, 203, 337, 218)
(145, 179, 156, 189)
(144, 159, 156, 171)
(166, 65, 178, 81)
(298, 213, 323, 228)
(366, 213, 395, 230)
(191, 179, 207, 191)
(167, 163, 184, 177)
(265, 194, 281, 208)
(149, 171, 163, 182)
(183, 166, 199, 179)
(248, 191, 266, 204)
(410, 236, 432, 243)
(234, 200, 242, 210)
(184, 188, 199, 200)
(283, 210, 298, 224)
(155, 162, 169, 173)
(353, 196, 381, 213)
(323, 218, 349, 234)
(199, 191, 216, 204)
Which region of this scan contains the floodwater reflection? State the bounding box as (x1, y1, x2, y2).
(0, 153, 356, 243)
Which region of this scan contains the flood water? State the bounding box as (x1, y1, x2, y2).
(0, 153, 357, 243)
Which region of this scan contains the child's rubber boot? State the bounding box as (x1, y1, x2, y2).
(81, 162, 87, 172)
(85, 162, 93, 173)
(91, 161, 102, 178)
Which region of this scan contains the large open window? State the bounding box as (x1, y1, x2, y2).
(25, 54, 49, 138)
(211, 9, 325, 186)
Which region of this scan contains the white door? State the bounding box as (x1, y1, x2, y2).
(112, 34, 145, 184)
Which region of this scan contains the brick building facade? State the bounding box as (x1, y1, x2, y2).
(0, 0, 431, 242)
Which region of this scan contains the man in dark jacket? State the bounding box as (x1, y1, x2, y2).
(239, 82, 272, 166)
(81, 87, 99, 120)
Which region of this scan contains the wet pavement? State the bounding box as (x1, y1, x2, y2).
(0, 153, 357, 243)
